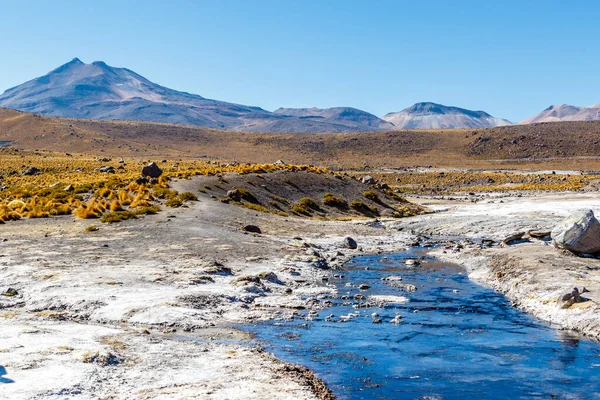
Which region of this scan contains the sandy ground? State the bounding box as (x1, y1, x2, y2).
(2, 177, 600, 399)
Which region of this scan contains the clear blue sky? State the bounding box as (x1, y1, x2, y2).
(1, 0, 598, 122)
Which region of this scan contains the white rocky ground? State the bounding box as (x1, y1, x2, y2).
(1, 178, 600, 399)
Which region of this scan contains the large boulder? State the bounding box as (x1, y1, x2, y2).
(551, 209, 600, 254)
(141, 162, 163, 178)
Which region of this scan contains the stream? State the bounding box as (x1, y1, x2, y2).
(243, 250, 600, 399)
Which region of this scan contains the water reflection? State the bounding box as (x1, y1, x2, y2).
(244, 251, 600, 399)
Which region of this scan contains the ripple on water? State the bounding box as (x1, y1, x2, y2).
(243, 250, 600, 399)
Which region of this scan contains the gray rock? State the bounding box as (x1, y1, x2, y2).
(227, 189, 242, 202)
(551, 209, 600, 254)
(22, 167, 39, 176)
(141, 162, 162, 178)
(528, 230, 551, 239)
(361, 175, 376, 184)
(97, 166, 115, 173)
(502, 232, 525, 245)
(241, 225, 261, 234)
(344, 237, 358, 249)
(557, 287, 591, 309)
(2, 287, 18, 296)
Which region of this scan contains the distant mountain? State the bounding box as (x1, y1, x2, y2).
(522, 104, 600, 124)
(0, 58, 394, 133)
(273, 107, 394, 130)
(381, 102, 512, 129)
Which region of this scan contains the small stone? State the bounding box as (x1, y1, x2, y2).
(241, 225, 262, 234)
(343, 237, 358, 250)
(3, 287, 18, 296)
(141, 162, 163, 178)
(361, 175, 376, 184)
(22, 167, 40, 176)
(227, 189, 242, 202)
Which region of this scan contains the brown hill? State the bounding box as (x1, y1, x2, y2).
(2, 108, 600, 170)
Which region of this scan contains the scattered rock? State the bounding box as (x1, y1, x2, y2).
(201, 261, 232, 275)
(241, 225, 262, 234)
(551, 209, 600, 254)
(557, 287, 591, 309)
(369, 295, 410, 304)
(359, 284, 370, 290)
(502, 232, 525, 245)
(273, 160, 285, 165)
(405, 258, 420, 267)
(97, 166, 115, 173)
(141, 162, 163, 178)
(63, 184, 74, 192)
(361, 175, 376, 184)
(257, 271, 282, 284)
(401, 284, 417, 293)
(22, 167, 40, 176)
(81, 350, 123, 366)
(135, 177, 149, 185)
(528, 230, 551, 239)
(227, 189, 242, 202)
(381, 276, 403, 282)
(2, 287, 18, 296)
(343, 237, 357, 249)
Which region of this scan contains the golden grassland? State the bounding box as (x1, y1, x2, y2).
(0, 148, 330, 224)
(1, 147, 597, 226)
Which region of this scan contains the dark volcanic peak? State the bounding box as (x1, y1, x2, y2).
(0, 59, 392, 133)
(382, 102, 512, 129)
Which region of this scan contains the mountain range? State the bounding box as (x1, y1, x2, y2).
(382, 102, 512, 129)
(521, 104, 600, 124)
(0, 58, 598, 132)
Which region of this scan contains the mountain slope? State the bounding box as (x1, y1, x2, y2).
(0, 59, 398, 133)
(382, 102, 512, 129)
(5, 107, 600, 170)
(0, 58, 285, 130)
(522, 104, 600, 124)
(273, 107, 394, 130)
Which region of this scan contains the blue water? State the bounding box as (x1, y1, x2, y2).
(243, 250, 600, 399)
